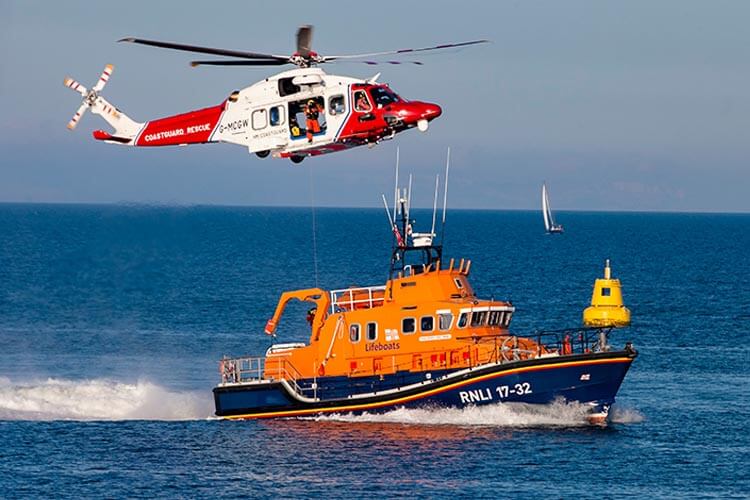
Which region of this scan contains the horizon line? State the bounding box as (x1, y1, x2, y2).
(0, 200, 748, 216)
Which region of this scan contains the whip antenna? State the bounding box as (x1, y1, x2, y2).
(441, 147, 450, 244)
(430, 174, 439, 238)
(393, 147, 400, 222)
(406, 174, 413, 230)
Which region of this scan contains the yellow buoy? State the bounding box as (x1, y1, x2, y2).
(583, 259, 631, 327)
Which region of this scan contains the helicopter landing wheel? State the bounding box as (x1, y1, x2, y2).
(255, 150, 270, 159)
(290, 155, 304, 164)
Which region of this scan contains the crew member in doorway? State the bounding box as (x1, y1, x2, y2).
(304, 99, 323, 143)
(306, 307, 317, 326)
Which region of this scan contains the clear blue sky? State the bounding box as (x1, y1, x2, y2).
(1, 0, 749, 212)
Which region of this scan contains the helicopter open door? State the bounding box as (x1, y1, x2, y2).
(247, 103, 289, 157)
(287, 93, 350, 145)
(287, 96, 328, 144)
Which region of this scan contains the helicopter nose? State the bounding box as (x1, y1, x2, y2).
(394, 101, 443, 130)
(421, 102, 442, 120)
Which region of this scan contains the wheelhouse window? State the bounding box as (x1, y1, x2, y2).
(602, 287, 611, 296)
(353, 90, 372, 112)
(438, 313, 453, 331)
(366, 322, 378, 342)
(454, 278, 464, 289)
(269, 106, 285, 126)
(329, 95, 346, 116)
(252, 109, 267, 130)
(370, 86, 401, 107)
(503, 312, 512, 327)
(402, 317, 416, 334)
(420, 316, 434, 333)
(470, 311, 487, 327)
(349, 324, 361, 343)
(488, 311, 502, 327)
(457, 312, 468, 328)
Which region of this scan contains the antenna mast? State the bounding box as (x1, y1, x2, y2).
(405, 174, 413, 240)
(393, 147, 400, 223)
(441, 147, 450, 245)
(430, 174, 439, 238)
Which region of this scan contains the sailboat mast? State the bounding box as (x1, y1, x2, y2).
(546, 184, 556, 226)
(542, 183, 551, 232)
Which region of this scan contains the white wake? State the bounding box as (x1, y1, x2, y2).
(312, 400, 644, 428)
(0, 377, 213, 421)
(609, 405, 645, 424)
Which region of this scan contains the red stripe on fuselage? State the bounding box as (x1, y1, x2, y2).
(135, 103, 225, 147)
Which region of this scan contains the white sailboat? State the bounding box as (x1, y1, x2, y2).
(542, 183, 564, 234)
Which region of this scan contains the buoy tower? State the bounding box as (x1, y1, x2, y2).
(583, 259, 631, 327)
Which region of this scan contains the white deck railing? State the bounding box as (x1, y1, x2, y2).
(329, 285, 386, 314)
(219, 355, 313, 398)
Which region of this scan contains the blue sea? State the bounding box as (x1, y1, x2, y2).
(0, 204, 748, 498)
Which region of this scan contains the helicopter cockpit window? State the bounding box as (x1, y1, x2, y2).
(278, 78, 300, 97)
(353, 90, 372, 112)
(370, 87, 400, 107)
(329, 95, 346, 116)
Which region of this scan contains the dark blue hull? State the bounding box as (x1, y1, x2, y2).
(213, 350, 636, 420)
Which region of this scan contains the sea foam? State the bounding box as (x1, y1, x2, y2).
(0, 377, 212, 421)
(311, 399, 627, 428)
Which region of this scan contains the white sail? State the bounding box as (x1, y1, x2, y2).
(542, 182, 563, 233)
(542, 183, 552, 231)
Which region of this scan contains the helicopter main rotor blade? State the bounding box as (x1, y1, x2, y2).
(119, 37, 289, 61)
(190, 59, 289, 67)
(323, 39, 490, 62)
(337, 60, 424, 66)
(296, 25, 313, 57)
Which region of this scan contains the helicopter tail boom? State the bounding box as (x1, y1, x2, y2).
(129, 103, 225, 147)
(88, 95, 143, 144)
(90, 100, 226, 147)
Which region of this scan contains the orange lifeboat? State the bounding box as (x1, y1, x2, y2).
(213, 162, 638, 424)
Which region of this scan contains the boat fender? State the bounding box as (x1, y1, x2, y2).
(264, 319, 276, 335)
(318, 364, 325, 377)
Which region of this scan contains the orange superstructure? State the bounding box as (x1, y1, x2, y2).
(262, 256, 552, 381)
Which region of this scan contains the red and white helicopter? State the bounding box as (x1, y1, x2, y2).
(64, 26, 486, 163)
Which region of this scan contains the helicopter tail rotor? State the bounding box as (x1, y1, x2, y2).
(63, 64, 142, 137)
(64, 65, 116, 130)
